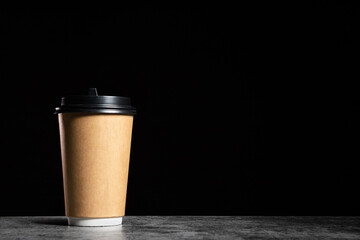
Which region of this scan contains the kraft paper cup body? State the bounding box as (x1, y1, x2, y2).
(58, 113, 134, 220)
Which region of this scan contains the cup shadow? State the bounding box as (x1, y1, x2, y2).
(32, 217, 68, 226)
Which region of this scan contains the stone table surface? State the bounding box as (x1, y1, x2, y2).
(0, 216, 360, 239)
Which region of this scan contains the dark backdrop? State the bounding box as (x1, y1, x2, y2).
(0, 2, 359, 216)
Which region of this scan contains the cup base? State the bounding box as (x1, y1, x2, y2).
(68, 217, 123, 227)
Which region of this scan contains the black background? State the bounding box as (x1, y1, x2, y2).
(0, 2, 359, 216)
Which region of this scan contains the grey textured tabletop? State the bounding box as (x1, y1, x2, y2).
(0, 216, 359, 239)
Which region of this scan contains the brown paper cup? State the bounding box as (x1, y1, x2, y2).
(58, 113, 134, 222)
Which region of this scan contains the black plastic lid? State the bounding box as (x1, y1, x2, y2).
(55, 88, 136, 115)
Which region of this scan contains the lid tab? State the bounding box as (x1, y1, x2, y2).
(88, 88, 98, 96)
